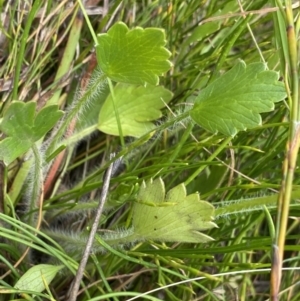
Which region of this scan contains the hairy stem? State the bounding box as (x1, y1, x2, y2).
(28, 144, 44, 229)
(215, 190, 300, 219)
(46, 70, 107, 157)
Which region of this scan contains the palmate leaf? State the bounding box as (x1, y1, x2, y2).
(132, 178, 217, 243)
(0, 101, 63, 165)
(96, 22, 172, 85)
(190, 61, 287, 136)
(98, 83, 173, 137)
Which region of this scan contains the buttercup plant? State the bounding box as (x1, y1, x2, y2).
(4, 19, 285, 282)
(0, 21, 286, 255)
(0, 2, 297, 300)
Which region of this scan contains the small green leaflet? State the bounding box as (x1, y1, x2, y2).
(98, 83, 173, 137)
(132, 178, 217, 243)
(96, 22, 172, 85)
(190, 61, 287, 136)
(14, 264, 63, 293)
(0, 101, 63, 165)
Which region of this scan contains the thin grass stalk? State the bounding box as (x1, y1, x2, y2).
(184, 136, 232, 186)
(46, 4, 81, 107)
(271, 1, 299, 299)
(12, 0, 42, 101)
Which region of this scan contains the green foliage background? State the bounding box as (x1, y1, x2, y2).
(0, 1, 299, 301)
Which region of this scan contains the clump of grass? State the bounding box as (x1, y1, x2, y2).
(0, 1, 299, 301)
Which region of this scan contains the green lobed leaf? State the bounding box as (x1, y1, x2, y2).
(132, 178, 217, 243)
(96, 22, 172, 85)
(190, 61, 287, 136)
(33, 105, 64, 141)
(0, 101, 36, 139)
(98, 83, 173, 137)
(0, 137, 32, 166)
(0, 101, 63, 165)
(14, 264, 63, 293)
